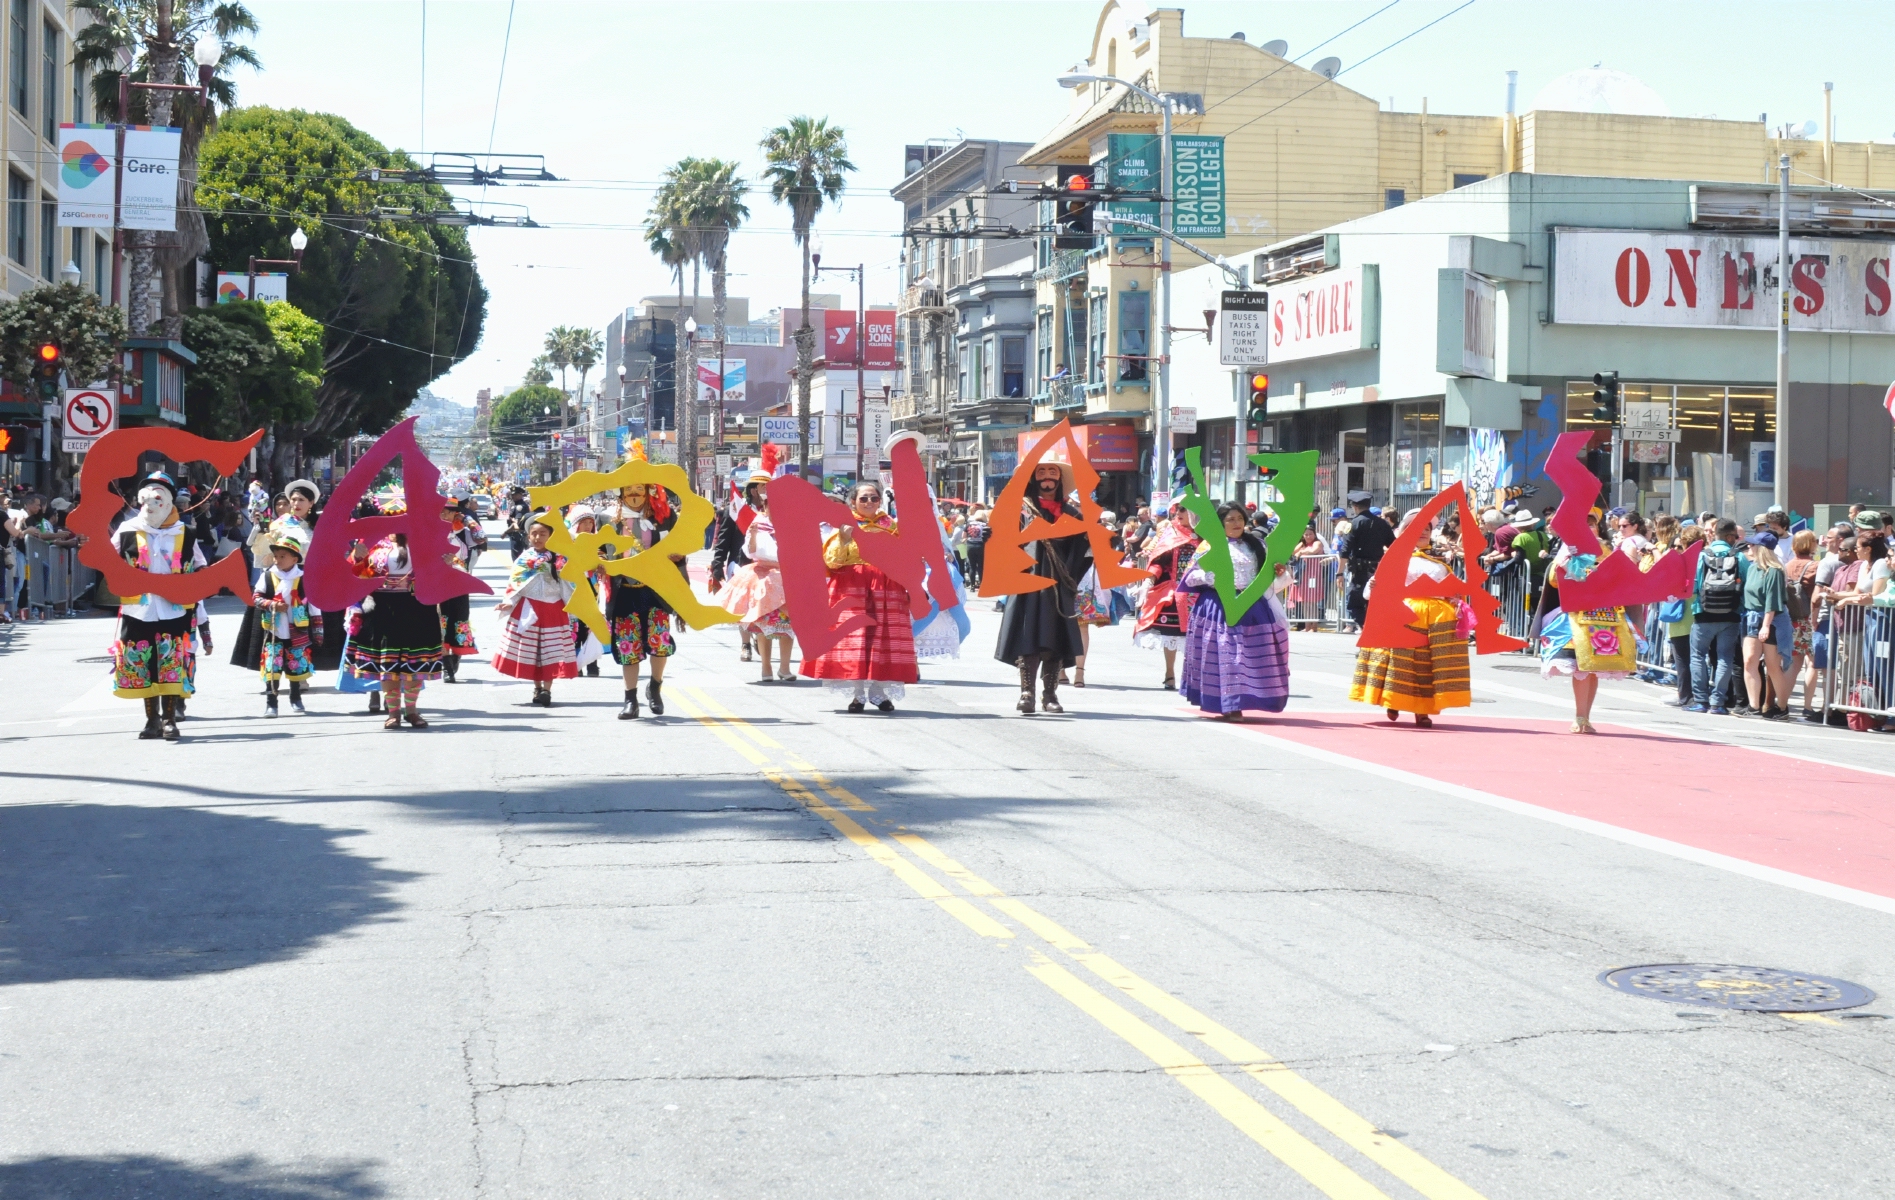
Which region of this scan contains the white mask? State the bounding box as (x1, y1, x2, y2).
(138, 484, 175, 525)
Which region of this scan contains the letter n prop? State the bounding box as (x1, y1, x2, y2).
(304, 416, 492, 610)
(72, 426, 264, 605)
(977, 417, 1141, 598)
(768, 474, 870, 662)
(1356, 482, 1524, 654)
(851, 436, 959, 619)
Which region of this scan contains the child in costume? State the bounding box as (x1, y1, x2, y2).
(491, 514, 579, 705)
(803, 480, 919, 713)
(230, 479, 320, 680)
(438, 494, 483, 682)
(112, 471, 206, 741)
(1134, 504, 1198, 690)
(254, 528, 319, 716)
(345, 508, 446, 729)
(718, 465, 796, 682)
(1176, 503, 1293, 719)
(607, 452, 686, 719)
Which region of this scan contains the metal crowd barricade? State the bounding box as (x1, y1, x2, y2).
(1822, 603, 1895, 725)
(1634, 609, 1678, 684)
(19, 541, 94, 615)
(1485, 557, 1535, 646)
(1284, 554, 1343, 631)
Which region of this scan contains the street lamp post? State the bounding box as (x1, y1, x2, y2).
(1057, 69, 1172, 503)
(111, 40, 221, 316)
(814, 249, 869, 484)
(247, 226, 308, 303)
(1774, 152, 1790, 510)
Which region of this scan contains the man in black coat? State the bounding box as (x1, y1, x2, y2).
(994, 461, 1092, 715)
(1342, 490, 1394, 630)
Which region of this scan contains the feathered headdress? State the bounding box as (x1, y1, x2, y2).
(626, 439, 648, 465)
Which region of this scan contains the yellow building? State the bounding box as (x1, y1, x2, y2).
(1021, 0, 1892, 496)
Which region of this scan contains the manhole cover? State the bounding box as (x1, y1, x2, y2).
(1600, 964, 1875, 1012)
(1489, 663, 1541, 673)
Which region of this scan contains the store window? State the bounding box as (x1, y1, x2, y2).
(1392, 401, 1442, 497)
(1118, 289, 1149, 382)
(1563, 382, 1777, 517)
(1384, 188, 1405, 209)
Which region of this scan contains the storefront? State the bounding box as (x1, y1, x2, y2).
(1170, 173, 1895, 520)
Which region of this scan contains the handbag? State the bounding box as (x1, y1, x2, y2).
(1657, 597, 1687, 623)
(1571, 606, 1638, 674)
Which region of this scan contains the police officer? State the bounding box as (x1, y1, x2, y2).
(1342, 490, 1394, 629)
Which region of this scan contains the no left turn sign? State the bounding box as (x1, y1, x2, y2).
(62, 388, 117, 452)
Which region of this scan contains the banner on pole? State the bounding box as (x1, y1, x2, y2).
(216, 272, 289, 303)
(56, 124, 116, 228)
(696, 358, 745, 408)
(119, 126, 182, 232)
(1169, 135, 1226, 238)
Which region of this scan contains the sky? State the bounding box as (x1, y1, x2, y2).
(234, 0, 1895, 407)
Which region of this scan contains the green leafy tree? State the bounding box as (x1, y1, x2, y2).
(196, 106, 487, 482)
(524, 354, 554, 387)
(679, 160, 746, 455)
(0, 283, 127, 391)
(181, 299, 323, 448)
(490, 383, 568, 449)
(75, 0, 262, 338)
(760, 117, 853, 475)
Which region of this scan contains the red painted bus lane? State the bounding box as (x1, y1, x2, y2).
(1230, 714, 1895, 903)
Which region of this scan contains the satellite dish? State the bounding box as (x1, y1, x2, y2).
(905, 158, 923, 175)
(1313, 56, 1342, 80)
(1261, 38, 1288, 57)
(1801, 118, 1820, 139)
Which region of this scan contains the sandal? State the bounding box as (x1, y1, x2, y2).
(741, 644, 753, 663)
(1162, 675, 1175, 690)
(404, 709, 429, 728)
(383, 713, 403, 730)
(1073, 667, 1086, 688)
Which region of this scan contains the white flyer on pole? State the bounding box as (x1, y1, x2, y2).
(56, 124, 116, 228)
(119, 126, 183, 232)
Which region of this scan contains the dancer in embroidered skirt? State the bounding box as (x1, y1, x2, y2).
(801, 481, 919, 713)
(438, 493, 483, 682)
(607, 467, 685, 719)
(1134, 505, 1198, 690)
(229, 479, 320, 680)
(994, 459, 1092, 714)
(253, 528, 319, 716)
(1348, 513, 1471, 726)
(491, 515, 579, 705)
(112, 471, 206, 741)
(718, 465, 796, 682)
(1177, 504, 1292, 719)
(345, 510, 446, 730)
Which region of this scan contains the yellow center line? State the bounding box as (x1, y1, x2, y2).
(1026, 952, 1392, 1200)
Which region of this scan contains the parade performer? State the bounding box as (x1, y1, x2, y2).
(994, 459, 1091, 715)
(801, 480, 919, 712)
(608, 461, 685, 719)
(253, 528, 319, 716)
(709, 455, 764, 663)
(1177, 503, 1293, 719)
(1348, 512, 1472, 726)
(1538, 546, 1638, 734)
(718, 464, 796, 682)
(564, 505, 607, 677)
(230, 478, 321, 679)
(491, 514, 579, 705)
(1134, 504, 1198, 690)
(344, 506, 445, 729)
(438, 492, 483, 683)
(112, 471, 206, 741)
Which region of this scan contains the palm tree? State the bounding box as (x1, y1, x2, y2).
(543, 326, 579, 428)
(677, 160, 748, 462)
(648, 159, 711, 475)
(76, 0, 261, 338)
(642, 223, 689, 453)
(567, 327, 604, 450)
(760, 117, 853, 477)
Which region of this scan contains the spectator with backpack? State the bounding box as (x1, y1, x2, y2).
(1686, 518, 1747, 714)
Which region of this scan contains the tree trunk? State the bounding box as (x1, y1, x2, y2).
(711, 241, 727, 472)
(130, 31, 182, 338)
(681, 260, 700, 491)
(795, 235, 813, 479)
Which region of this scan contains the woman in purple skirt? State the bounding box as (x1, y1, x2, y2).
(1178, 503, 1292, 719)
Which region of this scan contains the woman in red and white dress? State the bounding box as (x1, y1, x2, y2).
(490, 515, 578, 706)
(799, 480, 918, 713)
(718, 465, 796, 682)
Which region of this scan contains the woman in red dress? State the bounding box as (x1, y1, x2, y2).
(799, 481, 919, 713)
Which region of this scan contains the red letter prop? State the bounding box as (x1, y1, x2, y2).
(72, 427, 264, 605)
(854, 436, 959, 619)
(304, 417, 492, 610)
(1357, 482, 1524, 654)
(767, 474, 871, 663)
(976, 418, 1142, 597)
(1541, 429, 1704, 610)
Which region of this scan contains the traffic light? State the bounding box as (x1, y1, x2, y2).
(0, 425, 29, 453)
(1246, 371, 1270, 425)
(32, 342, 60, 401)
(1054, 164, 1096, 250)
(1591, 370, 1620, 424)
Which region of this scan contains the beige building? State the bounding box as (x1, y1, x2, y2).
(1021, 0, 1893, 494)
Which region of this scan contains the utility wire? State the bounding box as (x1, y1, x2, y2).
(1200, 0, 1403, 116)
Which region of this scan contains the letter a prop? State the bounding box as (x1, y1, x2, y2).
(304, 417, 492, 610)
(977, 418, 1142, 597)
(72, 426, 264, 605)
(1357, 482, 1523, 654)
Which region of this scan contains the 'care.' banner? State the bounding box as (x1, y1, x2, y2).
(56, 123, 116, 228)
(119, 125, 182, 232)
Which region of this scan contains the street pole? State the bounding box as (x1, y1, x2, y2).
(855, 264, 866, 484)
(1775, 152, 1790, 510)
(1156, 96, 1172, 505)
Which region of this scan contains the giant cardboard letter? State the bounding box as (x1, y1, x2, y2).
(72, 426, 264, 604)
(1357, 482, 1524, 654)
(977, 418, 1142, 597)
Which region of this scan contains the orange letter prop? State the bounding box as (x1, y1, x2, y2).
(976, 418, 1142, 598)
(304, 417, 493, 610)
(1356, 482, 1524, 654)
(72, 426, 265, 605)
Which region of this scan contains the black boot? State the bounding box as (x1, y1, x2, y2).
(139, 697, 162, 739)
(289, 681, 305, 715)
(1040, 657, 1064, 715)
(265, 682, 280, 718)
(1017, 658, 1037, 714)
(619, 688, 640, 720)
(585, 661, 600, 677)
(646, 678, 665, 715)
(443, 655, 459, 683)
(160, 696, 181, 741)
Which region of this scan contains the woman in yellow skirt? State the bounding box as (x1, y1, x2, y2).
(1349, 520, 1471, 727)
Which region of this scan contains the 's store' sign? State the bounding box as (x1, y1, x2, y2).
(1552, 228, 1895, 334)
(1267, 264, 1380, 363)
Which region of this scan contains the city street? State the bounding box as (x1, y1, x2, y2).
(2, 538, 1890, 1199)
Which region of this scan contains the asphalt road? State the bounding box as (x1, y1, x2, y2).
(2, 537, 1891, 1199)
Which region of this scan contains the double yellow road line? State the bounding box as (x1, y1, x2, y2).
(671, 686, 1487, 1200)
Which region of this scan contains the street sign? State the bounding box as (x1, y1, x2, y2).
(715, 452, 733, 478)
(1218, 290, 1269, 367)
(61, 387, 116, 453)
(760, 415, 804, 443)
(1170, 406, 1198, 434)
(1623, 427, 1681, 443)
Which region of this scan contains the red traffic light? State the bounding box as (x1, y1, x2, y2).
(1248, 372, 1270, 394)
(1065, 173, 1091, 191)
(37, 342, 59, 362)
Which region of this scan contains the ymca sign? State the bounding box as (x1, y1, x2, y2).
(1552, 228, 1895, 334)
